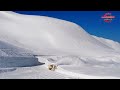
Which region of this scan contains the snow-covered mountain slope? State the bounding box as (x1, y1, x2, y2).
(0, 11, 119, 57)
(0, 11, 120, 79)
(0, 40, 33, 57)
(92, 36, 120, 52)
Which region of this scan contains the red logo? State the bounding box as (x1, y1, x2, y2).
(101, 13, 115, 23)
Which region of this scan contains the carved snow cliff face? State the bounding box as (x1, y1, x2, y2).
(0, 11, 119, 57)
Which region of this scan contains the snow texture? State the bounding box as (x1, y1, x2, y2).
(0, 11, 120, 79)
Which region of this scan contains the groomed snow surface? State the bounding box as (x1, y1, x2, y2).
(0, 11, 120, 79)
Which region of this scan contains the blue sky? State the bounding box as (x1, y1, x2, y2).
(14, 11, 120, 43)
